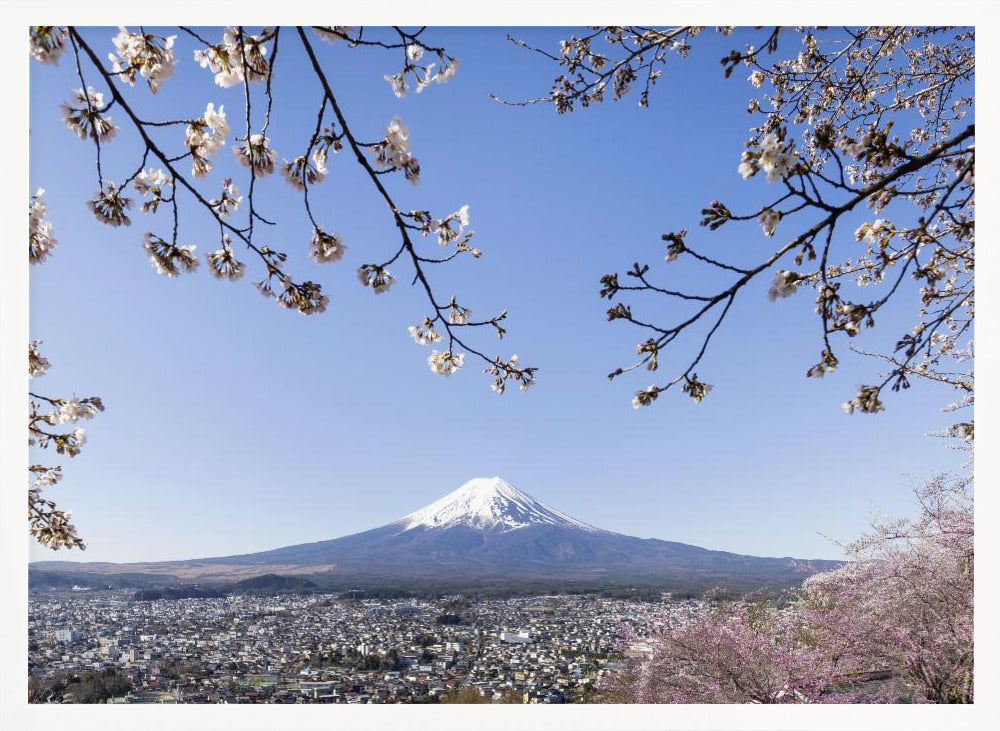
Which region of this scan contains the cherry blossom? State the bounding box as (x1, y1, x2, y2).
(108, 27, 176, 92)
(428, 349, 465, 376)
(29, 189, 57, 264)
(61, 87, 118, 142)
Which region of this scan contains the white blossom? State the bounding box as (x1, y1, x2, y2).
(185, 103, 229, 178)
(209, 178, 242, 217)
(854, 219, 891, 243)
(312, 147, 329, 176)
(428, 349, 465, 376)
(414, 64, 437, 94)
(758, 208, 781, 238)
(87, 183, 132, 227)
(273, 278, 329, 315)
(206, 241, 246, 281)
(757, 133, 797, 183)
(281, 154, 326, 190)
(408, 318, 443, 346)
(52, 398, 103, 424)
(29, 189, 57, 264)
(204, 102, 230, 139)
(737, 150, 757, 180)
(233, 134, 277, 177)
(838, 135, 867, 159)
(61, 87, 118, 142)
(29, 341, 51, 378)
(632, 385, 659, 409)
(384, 72, 408, 98)
(448, 305, 471, 325)
(143, 233, 199, 276)
(313, 27, 354, 43)
(435, 57, 460, 84)
(133, 168, 172, 214)
(357, 264, 395, 294)
(66, 427, 86, 457)
(193, 27, 270, 88)
(841, 385, 884, 415)
(372, 116, 420, 184)
(32, 466, 63, 488)
(108, 27, 176, 93)
(767, 270, 799, 301)
(309, 229, 347, 264)
(430, 205, 473, 246)
(406, 44, 424, 62)
(29, 26, 66, 65)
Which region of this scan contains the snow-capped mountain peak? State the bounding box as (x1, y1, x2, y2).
(398, 476, 600, 533)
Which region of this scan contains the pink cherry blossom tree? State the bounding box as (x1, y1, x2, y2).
(605, 473, 973, 704)
(604, 595, 837, 703)
(800, 472, 973, 703)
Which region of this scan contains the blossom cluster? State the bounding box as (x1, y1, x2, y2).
(29, 341, 51, 380)
(184, 103, 230, 178)
(767, 270, 800, 301)
(193, 27, 271, 88)
(87, 183, 133, 227)
(681, 376, 713, 404)
(384, 43, 460, 98)
(632, 385, 660, 409)
(133, 168, 172, 214)
(447, 299, 471, 325)
(854, 218, 894, 245)
(29, 26, 66, 65)
(142, 233, 199, 277)
(309, 229, 347, 264)
(281, 148, 328, 191)
(29, 189, 57, 264)
(841, 385, 885, 414)
(738, 133, 798, 183)
(233, 134, 278, 177)
(108, 27, 176, 93)
(45, 397, 105, 425)
(408, 317, 443, 346)
(432, 205, 472, 247)
(485, 354, 536, 393)
(357, 264, 396, 294)
(208, 178, 242, 218)
(805, 349, 839, 378)
(372, 117, 420, 185)
(61, 87, 118, 143)
(273, 277, 329, 315)
(757, 208, 780, 238)
(428, 349, 464, 376)
(205, 238, 246, 281)
(312, 27, 355, 44)
(28, 341, 105, 550)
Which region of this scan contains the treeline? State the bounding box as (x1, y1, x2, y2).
(28, 668, 133, 703)
(36, 569, 805, 603)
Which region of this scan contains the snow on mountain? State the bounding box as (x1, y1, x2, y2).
(397, 476, 601, 533)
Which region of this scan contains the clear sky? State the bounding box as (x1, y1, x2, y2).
(27, 26, 970, 564)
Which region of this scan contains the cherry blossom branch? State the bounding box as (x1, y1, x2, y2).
(296, 27, 536, 392)
(522, 27, 973, 418)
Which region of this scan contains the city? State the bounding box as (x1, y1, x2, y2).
(29, 589, 702, 704)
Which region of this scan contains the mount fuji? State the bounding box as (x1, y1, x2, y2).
(33, 477, 840, 588)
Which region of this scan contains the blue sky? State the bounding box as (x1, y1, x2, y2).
(27, 27, 969, 564)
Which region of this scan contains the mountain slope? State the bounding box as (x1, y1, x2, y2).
(192, 477, 840, 580)
(32, 476, 841, 585)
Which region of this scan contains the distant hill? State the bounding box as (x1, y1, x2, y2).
(231, 573, 318, 592)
